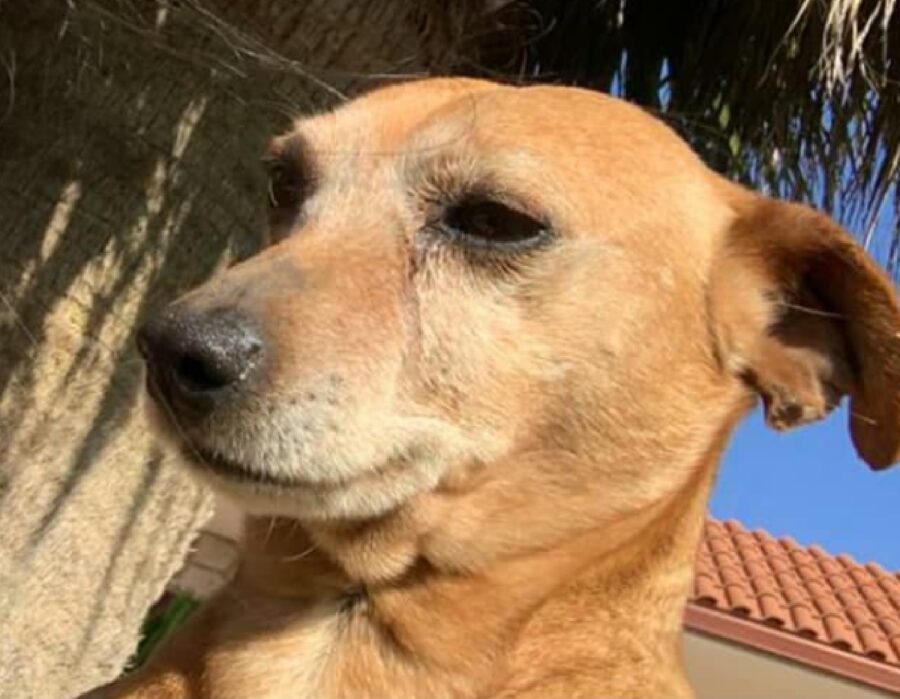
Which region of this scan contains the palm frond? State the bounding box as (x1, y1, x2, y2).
(436, 0, 900, 274)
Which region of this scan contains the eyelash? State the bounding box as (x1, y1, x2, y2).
(265, 163, 312, 240)
(266, 165, 305, 208)
(429, 196, 553, 254)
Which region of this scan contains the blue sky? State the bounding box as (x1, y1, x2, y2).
(710, 195, 900, 569)
(711, 406, 900, 568)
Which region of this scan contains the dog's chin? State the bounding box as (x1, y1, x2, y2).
(171, 439, 448, 522)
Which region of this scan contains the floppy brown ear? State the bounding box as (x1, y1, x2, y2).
(710, 192, 900, 469)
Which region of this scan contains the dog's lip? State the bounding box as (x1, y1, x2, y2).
(142, 371, 294, 488)
(183, 445, 303, 488)
(181, 441, 421, 493)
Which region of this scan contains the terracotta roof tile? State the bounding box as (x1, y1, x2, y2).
(692, 518, 900, 667)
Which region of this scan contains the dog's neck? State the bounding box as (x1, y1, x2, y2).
(233, 432, 727, 698)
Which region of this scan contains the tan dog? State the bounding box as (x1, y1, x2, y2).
(93, 78, 900, 699)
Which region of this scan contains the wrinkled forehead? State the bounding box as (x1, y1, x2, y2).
(270, 79, 496, 167)
(271, 80, 729, 248)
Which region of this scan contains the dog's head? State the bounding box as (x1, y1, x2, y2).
(138, 79, 900, 534)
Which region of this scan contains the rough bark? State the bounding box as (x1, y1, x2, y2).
(0, 2, 482, 696)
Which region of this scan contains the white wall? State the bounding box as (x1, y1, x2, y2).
(683, 630, 896, 699)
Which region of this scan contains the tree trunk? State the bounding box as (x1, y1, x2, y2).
(0, 2, 479, 696)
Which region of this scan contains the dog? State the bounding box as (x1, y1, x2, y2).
(91, 78, 900, 698)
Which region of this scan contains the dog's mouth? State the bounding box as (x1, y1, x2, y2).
(150, 398, 326, 492)
(182, 444, 301, 489)
(144, 369, 445, 510)
(144, 372, 300, 489)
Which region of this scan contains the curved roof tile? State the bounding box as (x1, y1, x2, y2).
(692, 519, 900, 666)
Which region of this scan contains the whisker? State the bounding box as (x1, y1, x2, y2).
(263, 516, 278, 548)
(777, 300, 844, 318)
(850, 410, 878, 426)
(826, 399, 880, 427)
(282, 544, 317, 562)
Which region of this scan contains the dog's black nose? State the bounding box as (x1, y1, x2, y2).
(137, 307, 263, 417)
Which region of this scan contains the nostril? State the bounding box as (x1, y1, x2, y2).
(169, 331, 263, 397)
(174, 354, 233, 394)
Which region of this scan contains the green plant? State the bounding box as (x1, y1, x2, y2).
(127, 594, 199, 671)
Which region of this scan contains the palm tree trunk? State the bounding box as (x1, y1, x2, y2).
(0, 2, 469, 696)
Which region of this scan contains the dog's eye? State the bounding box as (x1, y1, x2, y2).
(440, 198, 549, 250)
(267, 164, 304, 210)
(264, 161, 313, 242)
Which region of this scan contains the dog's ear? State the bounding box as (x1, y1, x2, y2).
(710, 192, 900, 469)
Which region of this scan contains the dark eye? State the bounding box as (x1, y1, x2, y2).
(440, 198, 550, 250)
(264, 160, 313, 241)
(267, 163, 304, 210)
